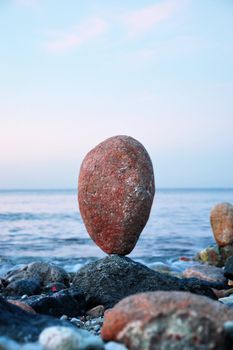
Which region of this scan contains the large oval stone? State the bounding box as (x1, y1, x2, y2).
(210, 203, 233, 247)
(101, 291, 233, 350)
(78, 135, 155, 255)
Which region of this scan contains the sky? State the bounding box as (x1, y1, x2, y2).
(0, 0, 233, 189)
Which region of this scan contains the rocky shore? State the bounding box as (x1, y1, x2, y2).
(0, 254, 233, 350)
(1, 136, 233, 349)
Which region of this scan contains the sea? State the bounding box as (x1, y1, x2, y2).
(0, 189, 232, 277)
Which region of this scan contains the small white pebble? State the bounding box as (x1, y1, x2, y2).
(104, 341, 129, 350)
(60, 315, 68, 321)
(39, 326, 104, 350)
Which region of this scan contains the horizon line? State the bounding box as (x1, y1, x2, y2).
(0, 187, 233, 191)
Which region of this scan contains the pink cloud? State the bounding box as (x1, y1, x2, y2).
(123, 0, 187, 37)
(44, 17, 107, 53)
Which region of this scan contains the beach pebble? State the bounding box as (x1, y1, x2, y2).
(78, 135, 155, 255)
(7, 300, 36, 314)
(86, 305, 105, 318)
(102, 291, 233, 350)
(224, 256, 233, 280)
(104, 342, 129, 350)
(182, 263, 226, 284)
(39, 326, 104, 350)
(210, 202, 233, 247)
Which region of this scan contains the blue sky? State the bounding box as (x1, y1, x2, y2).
(0, 0, 233, 189)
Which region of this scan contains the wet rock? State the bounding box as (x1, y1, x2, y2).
(23, 288, 86, 318)
(211, 203, 233, 247)
(5, 278, 41, 296)
(39, 326, 104, 350)
(102, 291, 233, 350)
(182, 263, 227, 285)
(7, 300, 36, 314)
(195, 244, 233, 267)
(73, 255, 216, 309)
(78, 135, 155, 255)
(224, 256, 233, 280)
(5, 262, 69, 288)
(0, 296, 73, 343)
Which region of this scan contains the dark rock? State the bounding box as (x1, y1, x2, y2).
(5, 278, 41, 296)
(73, 255, 217, 309)
(224, 321, 233, 350)
(78, 135, 155, 255)
(102, 291, 233, 350)
(0, 296, 73, 343)
(5, 262, 69, 287)
(23, 288, 86, 317)
(224, 256, 233, 280)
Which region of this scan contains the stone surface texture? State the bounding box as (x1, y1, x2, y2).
(182, 263, 227, 284)
(23, 288, 86, 317)
(102, 291, 233, 350)
(210, 203, 233, 247)
(73, 255, 216, 309)
(78, 135, 155, 255)
(5, 262, 70, 289)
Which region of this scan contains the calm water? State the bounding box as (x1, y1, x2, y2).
(0, 189, 232, 276)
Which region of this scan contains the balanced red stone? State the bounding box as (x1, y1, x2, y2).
(78, 135, 155, 255)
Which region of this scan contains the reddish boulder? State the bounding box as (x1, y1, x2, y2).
(210, 203, 233, 247)
(78, 135, 155, 255)
(102, 291, 233, 350)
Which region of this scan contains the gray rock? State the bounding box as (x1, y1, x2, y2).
(0, 296, 74, 343)
(5, 262, 69, 288)
(23, 288, 86, 317)
(73, 255, 217, 309)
